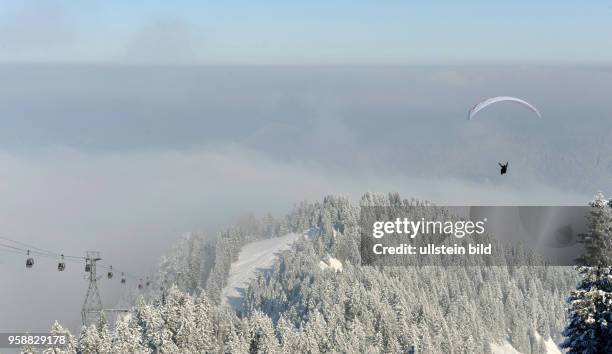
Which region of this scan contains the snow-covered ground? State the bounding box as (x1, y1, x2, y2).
(491, 332, 560, 354)
(535, 332, 562, 354)
(491, 341, 522, 354)
(319, 256, 343, 272)
(543, 339, 562, 354)
(221, 232, 302, 312)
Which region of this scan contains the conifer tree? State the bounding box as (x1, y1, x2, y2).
(561, 193, 612, 353)
(49, 320, 77, 354)
(112, 315, 146, 353)
(78, 325, 101, 354)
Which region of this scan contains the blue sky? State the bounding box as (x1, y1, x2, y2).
(1, 0, 610, 64)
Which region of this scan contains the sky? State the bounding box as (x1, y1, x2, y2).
(0, 0, 611, 334)
(0, 1, 611, 64)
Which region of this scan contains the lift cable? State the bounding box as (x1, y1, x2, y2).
(0, 239, 146, 282)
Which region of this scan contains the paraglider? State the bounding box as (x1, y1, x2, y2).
(468, 96, 542, 120)
(469, 96, 541, 175)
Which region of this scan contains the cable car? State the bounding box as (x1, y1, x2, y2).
(138, 280, 143, 290)
(121, 272, 126, 284)
(58, 254, 66, 271)
(25, 250, 34, 268)
(146, 278, 150, 287)
(107, 265, 113, 279)
(85, 260, 91, 272)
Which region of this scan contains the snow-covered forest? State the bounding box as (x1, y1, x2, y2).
(38, 193, 583, 353)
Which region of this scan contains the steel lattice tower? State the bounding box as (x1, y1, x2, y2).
(82, 251, 104, 327)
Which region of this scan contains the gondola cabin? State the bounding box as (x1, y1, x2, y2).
(25, 250, 34, 268)
(58, 255, 65, 271)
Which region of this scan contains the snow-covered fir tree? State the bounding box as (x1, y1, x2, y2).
(112, 315, 146, 353)
(78, 324, 102, 354)
(49, 320, 77, 354)
(561, 192, 612, 353)
(561, 266, 612, 353)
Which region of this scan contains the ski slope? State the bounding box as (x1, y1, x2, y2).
(222, 232, 302, 312)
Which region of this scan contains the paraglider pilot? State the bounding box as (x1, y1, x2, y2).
(498, 162, 508, 175)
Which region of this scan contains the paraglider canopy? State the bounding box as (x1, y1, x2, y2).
(468, 96, 541, 120)
(468, 97, 541, 176)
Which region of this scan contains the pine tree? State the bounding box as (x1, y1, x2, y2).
(561, 266, 612, 353)
(78, 324, 101, 354)
(133, 298, 164, 352)
(248, 311, 281, 354)
(97, 324, 113, 354)
(576, 192, 612, 267)
(112, 315, 146, 353)
(191, 291, 215, 352)
(159, 285, 195, 349)
(226, 320, 250, 353)
(49, 320, 77, 354)
(19, 344, 35, 354)
(561, 193, 612, 353)
(276, 315, 299, 352)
